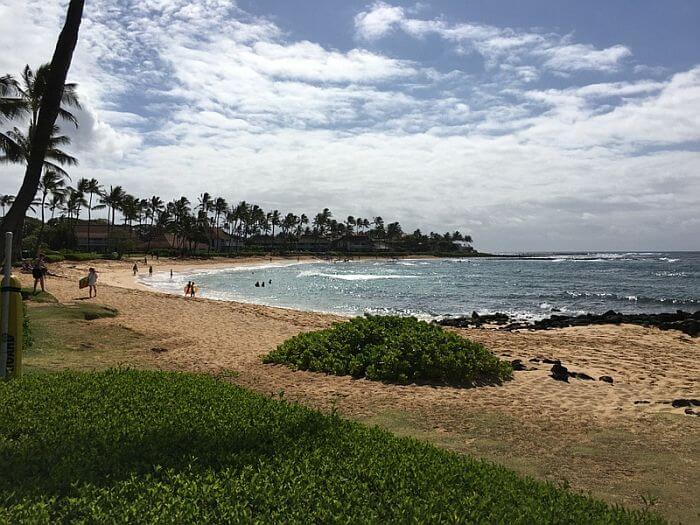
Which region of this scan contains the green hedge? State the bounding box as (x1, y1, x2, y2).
(60, 251, 101, 261)
(264, 315, 512, 386)
(0, 370, 660, 523)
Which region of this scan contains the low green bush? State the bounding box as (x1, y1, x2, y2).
(43, 253, 64, 263)
(61, 251, 101, 262)
(0, 370, 660, 523)
(264, 315, 512, 386)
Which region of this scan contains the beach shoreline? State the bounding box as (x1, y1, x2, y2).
(16, 255, 700, 522)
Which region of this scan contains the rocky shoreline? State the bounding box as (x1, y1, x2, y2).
(437, 309, 700, 337)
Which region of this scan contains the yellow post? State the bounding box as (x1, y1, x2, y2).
(0, 275, 23, 379)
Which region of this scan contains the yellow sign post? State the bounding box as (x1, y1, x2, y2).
(2, 231, 23, 380)
(0, 275, 23, 379)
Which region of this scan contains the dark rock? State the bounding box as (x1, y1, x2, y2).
(569, 371, 594, 381)
(84, 313, 100, 321)
(511, 359, 526, 371)
(510, 359, 536, 371)
(528, 357, 541, 363)
(150, 347, 169, 353)
(671, 398, 700, 408)
(551, 363, 569, 382)
(634, 400, 650, 405)
(500, 309, 700, 337)
(684, 408, 695, 415)
(542, 358, 560, 365)
(599, 375, 614, 384)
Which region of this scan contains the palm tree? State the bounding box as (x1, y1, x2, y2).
(36, 170, 66, 247)
(2, 64, 81, 130)
(146, 195, 164, 252)
(0, 194, 14, 217)
(270, 209, 281, 242)
(77, 177, 102, 251)
(0, 125, 77, 176)
(0, 0, 85, 258)
(100, 185, 124, 228)
(48, 191, 65, 220)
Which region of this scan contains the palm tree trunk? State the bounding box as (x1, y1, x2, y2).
(36, 191, 48, 254)
(0, 0, 85, 259)
(87, 192, 92, 252)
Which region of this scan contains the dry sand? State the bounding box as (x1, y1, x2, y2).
(19, 256, 700, 520)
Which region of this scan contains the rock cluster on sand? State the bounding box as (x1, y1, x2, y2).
(438, 310, 700, 337)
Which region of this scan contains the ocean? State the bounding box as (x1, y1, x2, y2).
(142, 252, 700, 321)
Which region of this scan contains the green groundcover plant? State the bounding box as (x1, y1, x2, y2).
(264, 315, 513, 386)
(0, 370, 660, 524)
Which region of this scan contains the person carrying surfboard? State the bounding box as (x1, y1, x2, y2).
(87, 268, 99, 298)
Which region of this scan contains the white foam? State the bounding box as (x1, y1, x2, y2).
(297, 270, 419, 281)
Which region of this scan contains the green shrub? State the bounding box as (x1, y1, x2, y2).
(0, 370, 660, 523)
(61, 251, 101, 261)
(264, 315, 512, 386)
(43, 253, 64, 263)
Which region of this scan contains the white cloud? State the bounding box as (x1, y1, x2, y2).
(354, 1, 405, 41)
(354, 2, 631, 75)
(0, 0, 698, 251)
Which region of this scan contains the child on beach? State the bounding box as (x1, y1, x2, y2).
(149, 265, 153, 276)
(87, 267, 98, 298)
(190, 282, 196, 298)
(133, 263, 138, 276)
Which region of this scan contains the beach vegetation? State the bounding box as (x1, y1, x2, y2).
(264, 315, 512, 386)
(0, 370, 661, 524)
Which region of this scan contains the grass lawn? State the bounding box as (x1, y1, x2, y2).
(0, 370, 662, 524)
(22, 294, 156, 373)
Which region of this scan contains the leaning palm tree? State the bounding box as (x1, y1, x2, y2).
(0, 0, 85, 258)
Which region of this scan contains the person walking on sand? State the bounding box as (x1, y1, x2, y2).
(149, 265, 153, 277)
(184, 281, 192, 297)
(133, 263, 138, 276)
(87, 267, 99, 298)
(32, 254, 46, 294)
(190, 282, 196, 298)
(170, 269, 173, 279)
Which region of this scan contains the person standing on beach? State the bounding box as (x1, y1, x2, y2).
(133, 263, 138, 276)
(170, 269, 173, 279)
(32, 254, 46, 294)
(190, 282, 196, 298)
(149, 265, 153, 277)
(184, 282, 191, 297)
(87, 267, 99, 298)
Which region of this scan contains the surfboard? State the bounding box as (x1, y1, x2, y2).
(79, 276, 89, 289)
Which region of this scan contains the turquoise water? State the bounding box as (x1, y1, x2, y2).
(143, 252, 700, 320)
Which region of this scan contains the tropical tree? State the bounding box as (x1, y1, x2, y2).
(76, 177, 102, 251)
(48, 191, 65, 220)
(36, 170, 66, 247)
(0, 125, 77, 176)
(0, 0, 85, 258)
(0, 194, 14, 217)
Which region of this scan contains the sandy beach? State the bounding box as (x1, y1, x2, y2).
(19, 256, 700, 521)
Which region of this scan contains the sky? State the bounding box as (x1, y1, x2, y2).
(0, 0, 699, 252)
